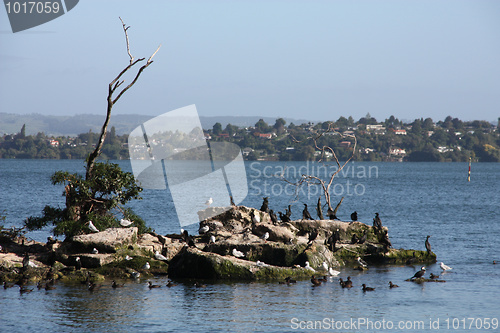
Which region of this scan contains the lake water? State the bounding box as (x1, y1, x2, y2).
(1, 160, 499, 332)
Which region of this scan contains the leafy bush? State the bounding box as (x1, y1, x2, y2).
(25, 161, 147, 239)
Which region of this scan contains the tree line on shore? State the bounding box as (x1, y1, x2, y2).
(1, 115, 499, 162)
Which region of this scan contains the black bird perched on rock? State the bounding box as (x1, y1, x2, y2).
(379, 230, 392, 251)
(303, 204, 313, 220)
(260, 197, 269, 213)
(358, 230, 368, 244)
(326, 229, 340, 252)
(269, 210, 278, 225)
(411, 266, 426, 280)
(22, 252, 30, 270)
(286, 205, 292, 219)
(351, 234, 359, 244)
(278, 211, 290, 223)
(327, 207, 338, 220)
(425, 235, 432, 254)
(373, 213, 382, 230)
(351, 211, 358, 222)
(230, 195, 236, 207)
(182, 229, 196, 247)
(316, 197, 324, 220)
(308, 229, 318, 245)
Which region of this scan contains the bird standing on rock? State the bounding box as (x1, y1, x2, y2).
(373, 213, 382, 230)
(205, 197, 213, 207)
(269, 210, 278, 224)
(261, 232, 269, 243)
(425, 235, 432, 254)
(411, 266, 426, 280)
(260, 197, 269, 213)
(232, 248, 245, 258)
(307, 230, 318, 245)
(357, 256, 368, 268)
(351, 211, 358, 222)
(120, 218, 133, 227)
(316, 197, 324, 220)
(327, 207, 337, 220)
(250, 211, 261, 224)
(142, 262, 150, 270)
(199, 225, 209, 234)
(303, 204, 313, 220)
(154, 250, 168, 261)
(88, 221, 99, 233)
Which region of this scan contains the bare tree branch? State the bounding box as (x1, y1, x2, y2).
(280, 124, 357, 214)
(86, 18, 160, 180)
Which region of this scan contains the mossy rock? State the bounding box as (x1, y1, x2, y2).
(383, 249, 436, 265)
(94, 256, 168, 278)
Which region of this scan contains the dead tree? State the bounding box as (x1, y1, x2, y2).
(280, 122, 357, 214)
(86, 17, 161, 180)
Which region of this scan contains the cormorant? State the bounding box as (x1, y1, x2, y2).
(358, 230, 368, 244)
(326, 229, 340, 251)
(350, 211, 358, 222)
(316, 197, 324, 220)
(303, 204, 313, 220)
(230, 195, 236, 207)
(278, 212, 289, 222)
(22, 252, 29, 270)
(351, 234, 359, 244)
(411, 266, 426, 280)
(260, 197, 269, 213)
(380, 230, 392, 250)
(269, 210, 278, 224)
(285, 205, 292, 220)
(182, 229, 196, 247)
(327, 207, 338, 220)
(373, 213, 382, 230)
(307, 230, 318, 245)
(425, 235, 432, 254)
(389, 281, 399, 288)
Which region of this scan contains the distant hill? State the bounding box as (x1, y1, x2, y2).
(0, 113, 311, 136)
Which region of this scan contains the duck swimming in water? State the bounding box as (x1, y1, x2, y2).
(362, 284, 375, 292)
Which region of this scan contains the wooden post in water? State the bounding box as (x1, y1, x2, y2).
(467, 157, 471, 182)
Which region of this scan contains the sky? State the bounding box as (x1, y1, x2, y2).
(1, 0, 499, 124)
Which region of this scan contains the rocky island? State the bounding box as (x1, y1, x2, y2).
(0, 205, 436, 286)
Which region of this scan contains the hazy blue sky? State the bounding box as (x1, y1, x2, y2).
(1, 0, 499, 123)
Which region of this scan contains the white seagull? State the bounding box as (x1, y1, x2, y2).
(440, 262, 452, 271)
(120, 218, 133, 227)
(329, 267, 341, 276)
(91, 248, 99, 254)
(125, 255, 133, 261)
(199, 225, 210, 234)
(154, 251, 168, 261)
(232, 248, 245, 258)
(142, 262, 150, 270)
(357, 256, 368, 268)
(252, 211, 261, 223)
(88, 221, 99, 233)
(209, 235, 216, 244)
(131, 271, 141, 279)
(322, 261, 329, 271)
(261, 232, 269, 242)
(304, 261, 316, 272)
(205, 197, 213, 207)
(256, 260, 269, 267)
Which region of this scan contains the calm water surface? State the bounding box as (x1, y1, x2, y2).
(1, 160, 499, 332)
